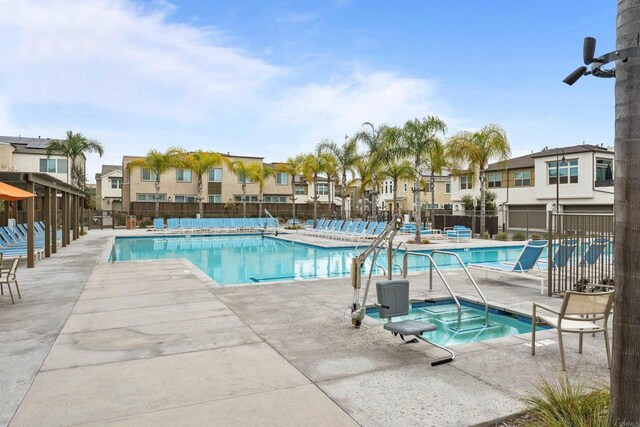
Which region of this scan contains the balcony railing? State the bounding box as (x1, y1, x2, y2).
(595, 179, 614, 187)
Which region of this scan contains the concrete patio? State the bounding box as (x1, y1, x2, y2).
(1, 230, 611, 426)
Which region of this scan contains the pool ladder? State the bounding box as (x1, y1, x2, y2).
(401, 250, 489, 330)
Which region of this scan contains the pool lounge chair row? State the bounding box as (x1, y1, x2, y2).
(444, 225, 472, 241)
(154, 217, 279, 233)
(0, 221, 62, 260)
(305, 219, 387, 241)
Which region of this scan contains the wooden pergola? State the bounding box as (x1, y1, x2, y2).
(0, 172, 87, 268)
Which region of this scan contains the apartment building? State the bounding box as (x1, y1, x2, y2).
(0, 136, 79, 185)
(122, 154, 336, 212)
(95, 165, 123, 211)
(450, 144, 614, 231)
(377, 174, 451, 214)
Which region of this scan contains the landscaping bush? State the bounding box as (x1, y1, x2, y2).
(495, 232, 508, 241)
(522, 376, 613, 427)
(512, 231, 527, 241)
(531, 234, 542, 240)
(138, 220, 152, 228)
(482, 231, 490, 239)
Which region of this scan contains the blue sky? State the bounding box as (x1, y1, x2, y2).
(0, 0, 616, 180)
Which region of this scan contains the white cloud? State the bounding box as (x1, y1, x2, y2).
(0, 0, 452, 179)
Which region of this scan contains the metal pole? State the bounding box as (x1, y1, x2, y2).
(26, 180, 35, 268)
(43, 187, 51, 258)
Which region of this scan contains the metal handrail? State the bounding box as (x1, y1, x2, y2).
(401, 251, 462, 329)
(402, 250, 489, 326)
(391, 241, 408, 275)
(109, 241, 116, 263)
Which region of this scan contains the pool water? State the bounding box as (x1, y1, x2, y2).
(113, 235, 532, 285)
(367, 299, 549, 346)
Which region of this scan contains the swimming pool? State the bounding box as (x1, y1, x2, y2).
(113, 235, 532, 285)
(367, 299, 549, 346)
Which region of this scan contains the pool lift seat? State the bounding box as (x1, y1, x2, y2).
(376, 279, 455, 366)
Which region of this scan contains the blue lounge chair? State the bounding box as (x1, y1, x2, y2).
(469, 240, 548, 294)
(445, 226, 472, 241)
(167, 218, 180, 232)
(581, 238, 609, 265)
(153, 218, 165, 231)
(202, 218, 215, 232)
(179, 218, 193, 233)
(537, 239, 578, 270)
(191, 218, 204, 232)
(319, 219, 344, 238)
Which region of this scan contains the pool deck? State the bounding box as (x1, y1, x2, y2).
(1, 229, 611, 426)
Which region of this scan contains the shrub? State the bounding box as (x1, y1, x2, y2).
(408, 238, 431, 244)
(138, 220, 152, 228)
(495, 232, 508, 241)
(512, 231, 527, 241)
(531, 234, 542, 240)
(522, 376, 613, 427)
(481, 231, 490, 239)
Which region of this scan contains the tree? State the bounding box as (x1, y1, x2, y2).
(348, 158, 376, 219)
(126, 147, 182, 218)
(380, 160, 415, 217)
(611, 1, 640, 422)
(448, 124, 510, 236)
(424, 139, 450, 225)
(460, 191, 496, 212)
(276, 155, 305, 221)
(356, 122, 389, 220)
(391, 117, 447, 242)
(230, 160, 255, 218)
(302, 150, 331, 228)
(249, 163, 274, 217)
(46, 130, 104, 189)
(318, 137, 360, 220)
(176, 150, 229, 216)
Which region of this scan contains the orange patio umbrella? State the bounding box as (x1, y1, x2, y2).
(0, 181, 36, 201)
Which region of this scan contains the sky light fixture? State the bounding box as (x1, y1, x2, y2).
(563, 36, 640, 85)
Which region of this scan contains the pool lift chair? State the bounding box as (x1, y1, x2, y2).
(348, 216, 455, 366)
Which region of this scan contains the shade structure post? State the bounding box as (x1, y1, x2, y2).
(51, 189, 57, 253)
(26, 180, 35, 268)
(43, 186, 51, 258)
(80, 197, 84, 236)
(62, 192, 69, 247)
(72, 195, 78, 241)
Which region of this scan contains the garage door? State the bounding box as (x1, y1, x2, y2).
(507, 205, 546, 230)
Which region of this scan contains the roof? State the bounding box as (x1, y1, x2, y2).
(0, 135, 69, 156)
(485, 144, 613, 172)
(101, 164, 122, 176)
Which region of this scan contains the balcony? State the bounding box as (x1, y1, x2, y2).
(595, 179, 614, 187)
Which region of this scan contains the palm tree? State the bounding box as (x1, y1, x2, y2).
(323, 152, 338, 217)
(424, 139, 450, 226)
(249, 163, 274, 217)
(391, 117, 447, 242)
(356, 122, 389, 220)
(448, 124, 510, 236)
(126, 147, 182, 218)
(349, 158, 377, 219)
(230, 160, 255, 218)
(176, 150, 229, 216)
(276, 155, 305, 221)
(302, 150, 331, 228)
(318, 137, 360, 220)
(381, 160, 415, 218)
(46, 130, 104, 189)
(611, 1, 640, 421)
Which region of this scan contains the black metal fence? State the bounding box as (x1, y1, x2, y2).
(128, 202, 337, 220)
(433, 213, 499, 235)
(547, 212, 614, 295)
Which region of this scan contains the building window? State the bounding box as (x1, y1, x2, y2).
(238, 176, 255, 184)
(39, 158, 68, 174)
(549, 159, 578, 184)
(595, 158, 613, 183)
(208, 195, 222, 203)
(264, 195, 288, 203)
(425, 182, 434, 192)
(141, 168, 157, 181)
(487, 173, 502, 188)
(460, 176, 473, 190)
(208, 168, 222, 182)
(514, 171, 531, 187)
(234, 195, 258, 202)
(175, 195, 196, 203)
(136, 193, 166, 202)
(110, 178, 123, 189)
(445, 183, 451, 194)
(294, 185, 306, 195)
(404, 183, 408, 192)
(275, 172, 288, 186)
(423, 203, 439, 209)
(317, 183, 329, 195)
(176, 169, 192, 183)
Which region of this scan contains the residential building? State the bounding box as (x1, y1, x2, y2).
(378, 174, 451, 214)
(0, 136, 81, 185)
(449, 144, 614, 231)
(95, 165, 123, 211)
(122, 153, 336, 214)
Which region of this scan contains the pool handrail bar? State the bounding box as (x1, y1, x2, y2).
(402, 250, 489, 326)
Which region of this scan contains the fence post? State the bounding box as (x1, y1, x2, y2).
(526, 210, 529, 239)
(547, 210, 553, 296)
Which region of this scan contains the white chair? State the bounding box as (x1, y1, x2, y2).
(531, 290, 614, 371)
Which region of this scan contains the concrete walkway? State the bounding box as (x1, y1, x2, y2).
(1, 230, 611, 426)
